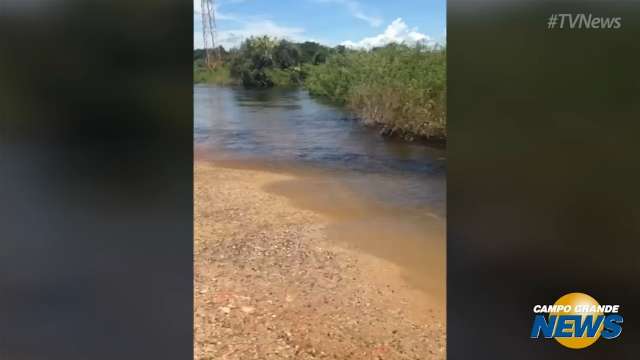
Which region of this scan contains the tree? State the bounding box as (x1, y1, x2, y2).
(299, 41, 329, 64)
(312, 50, 327, 65)
(229, 36, 279, 87)
(274, 40, 301, 69)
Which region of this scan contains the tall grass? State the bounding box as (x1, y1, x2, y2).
(194, 62, 238, 85)
(305, 45, 446, 141)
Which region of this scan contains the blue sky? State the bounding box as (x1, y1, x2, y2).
(194, 0, 446, 49)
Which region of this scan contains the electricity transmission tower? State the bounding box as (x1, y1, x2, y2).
(201, 0, 219, 68)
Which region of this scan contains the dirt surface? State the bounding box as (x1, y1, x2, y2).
(194, 161, 445, 359)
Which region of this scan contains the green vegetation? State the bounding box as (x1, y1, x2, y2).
(194, 37, 330, 87)
(194, 37, 446, 141)
(305, 44, 446, 141)
(194, 61, 237, 85)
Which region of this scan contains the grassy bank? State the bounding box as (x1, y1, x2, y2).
(194, 62, 238, 85)
(305, 45, 446, 141)
(194, 38, 446, 142)
(194, 63, 302, 87)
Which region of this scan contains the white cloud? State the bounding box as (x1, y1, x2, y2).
(194, 1, 239, 22)
(340, 18, 437, 49)
(314, 0, 382, 27)
(194, 20, 306, 49)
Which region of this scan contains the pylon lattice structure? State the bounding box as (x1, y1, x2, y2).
(201, 0, 219, 68)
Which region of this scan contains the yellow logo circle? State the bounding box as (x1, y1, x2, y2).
(551, 292, 604, 349)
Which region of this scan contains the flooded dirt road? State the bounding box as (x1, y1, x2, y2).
(194, 85, 446, 359)
(195, 85, 446, 303)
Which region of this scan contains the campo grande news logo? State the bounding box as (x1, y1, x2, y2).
(530, 292, 623, 349)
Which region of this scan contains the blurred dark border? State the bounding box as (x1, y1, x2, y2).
(1, 1, 193, 359)
(448, 0, 640, 358)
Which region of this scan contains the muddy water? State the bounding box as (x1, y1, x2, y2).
(195, 85, 446, 308)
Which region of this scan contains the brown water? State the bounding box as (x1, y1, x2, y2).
(195, 85, 446, 305)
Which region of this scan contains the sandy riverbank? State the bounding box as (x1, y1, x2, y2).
(194, 160, 445, 359)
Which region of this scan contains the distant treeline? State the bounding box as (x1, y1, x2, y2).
(194, 37, 446, 141)
(194, 38, 337, 87)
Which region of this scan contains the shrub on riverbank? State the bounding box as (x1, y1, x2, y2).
(304, 44, 446, 141)
(227, 37, 326, 87)
(194, 61, 237, 85)
(196, 38, 328, 87)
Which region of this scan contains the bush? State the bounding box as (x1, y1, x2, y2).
(274, 40, 301, 69)
(305, 44, 446, 141)
(226, 37, 332, 88)
(193, 63, 237, 85)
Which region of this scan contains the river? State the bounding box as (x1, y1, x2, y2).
(195, 84, 446, 306)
